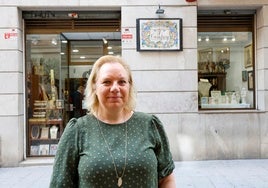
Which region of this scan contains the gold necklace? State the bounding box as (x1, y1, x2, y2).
(96, 116, 128, 187)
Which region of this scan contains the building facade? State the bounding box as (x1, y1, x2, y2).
(0, 0, 268, 166)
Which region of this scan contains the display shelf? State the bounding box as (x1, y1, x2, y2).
(201, 103, 250, 109)
(28, 118, 63, 156)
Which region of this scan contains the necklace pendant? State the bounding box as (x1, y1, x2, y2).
(117, 177, 123, 187)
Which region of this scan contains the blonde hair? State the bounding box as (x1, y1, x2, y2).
(84, 55, 136, 114)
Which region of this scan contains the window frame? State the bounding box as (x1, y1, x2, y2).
(197, 12, 256, 110)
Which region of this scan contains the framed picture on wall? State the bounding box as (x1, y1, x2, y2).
(248, 71, 254, 90)
(136, 18, 183, 51)
(244, 44, 253, 68)
(242, 70, 248, 82)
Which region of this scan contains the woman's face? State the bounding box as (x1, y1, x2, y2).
(95, 62, 130, 112)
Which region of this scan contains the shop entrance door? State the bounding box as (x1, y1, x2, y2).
(62, 32, 121, 120)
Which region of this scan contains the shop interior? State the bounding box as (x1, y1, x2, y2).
(198, 31, 254, 109)
(197, 12, 255, 109)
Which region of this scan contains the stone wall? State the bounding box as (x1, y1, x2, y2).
(0, 6, 24, 166)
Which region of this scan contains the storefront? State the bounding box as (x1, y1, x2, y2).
(0, 1, 268, 166)
(24, 11, 121, 157)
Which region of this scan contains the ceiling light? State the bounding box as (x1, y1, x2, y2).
(156, 5, 165, 14)
(80, 56, 85, 59)
(68, 12, 78, 18)
(102, 38, 108, 44)
(232, 37, 236, 41)
(108, 52, 114, 55)
(198, 37, 202, 42)
(205, 37, 209, 42)
(72, 49, 79, 53)
(31, 38, 38, 45)
(224, 10, 232, 15)
(51, 38, 57, 45)
(223, 37, 227, 41)
(107, 46, 112, 49)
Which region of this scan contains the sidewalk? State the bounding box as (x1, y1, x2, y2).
(0, 159, 268, 188)
(174, 159, 268, 188)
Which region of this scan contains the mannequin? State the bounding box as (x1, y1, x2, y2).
(198, 79, 212, 97)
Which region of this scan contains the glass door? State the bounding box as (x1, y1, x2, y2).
(66, 36, 121, 119)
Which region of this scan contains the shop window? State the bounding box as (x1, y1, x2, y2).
(26, 34, 67, 156)
(198, 12, 255, 109)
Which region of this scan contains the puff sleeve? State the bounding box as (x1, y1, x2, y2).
(151, 115, 175, 180)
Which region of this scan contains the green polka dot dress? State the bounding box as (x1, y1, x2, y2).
(49, 112, 175, 188)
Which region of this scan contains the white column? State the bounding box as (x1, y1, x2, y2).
(0, 6, 24, 166)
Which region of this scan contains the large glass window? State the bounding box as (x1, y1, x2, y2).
(26, 34, 67, 156)
(198, 13, 255, 109)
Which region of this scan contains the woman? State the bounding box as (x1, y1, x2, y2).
(50, 55, 176, 187)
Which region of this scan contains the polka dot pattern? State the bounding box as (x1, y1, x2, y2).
(49, 112, 175, 187)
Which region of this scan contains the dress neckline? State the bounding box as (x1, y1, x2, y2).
(90, 111, 135, 126)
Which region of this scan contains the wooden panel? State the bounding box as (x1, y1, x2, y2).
(198, 15, 254, 32)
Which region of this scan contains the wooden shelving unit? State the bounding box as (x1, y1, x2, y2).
(28, 118, 63, 156)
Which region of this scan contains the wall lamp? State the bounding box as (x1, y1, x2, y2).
(156, 5, 165, 15)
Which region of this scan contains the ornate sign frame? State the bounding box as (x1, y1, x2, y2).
(136, 18, 183, 51)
